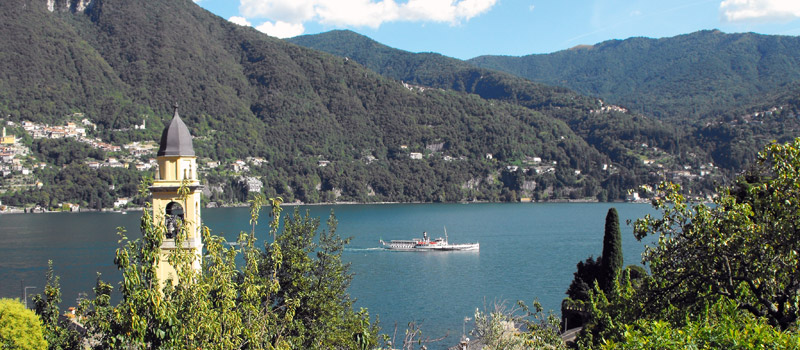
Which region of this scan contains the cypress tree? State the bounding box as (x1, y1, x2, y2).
(600, 207, 623, 293)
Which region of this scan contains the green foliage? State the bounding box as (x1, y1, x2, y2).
(31, 138, 105, 166)
(0, 298, 47, 350)
(266, 208, 379, 348)
(0, 165, 145, 209)
(600, 208, 622, 293)
(566, 256, 603, 302)
(566, 208, 624, 302)
(634, 138, 800, 329)
(31, 262, 82, 350)
(566, 138, 800, 347)
(574, 270, 645, 348)
(54, 190, 378, 349)
(602, 300, 800, 350)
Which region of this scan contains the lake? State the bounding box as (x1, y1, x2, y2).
(0, 202, 656, 348)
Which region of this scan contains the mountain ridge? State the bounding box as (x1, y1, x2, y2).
(468, 29, 800, 119)
(0, 0, 648, 207)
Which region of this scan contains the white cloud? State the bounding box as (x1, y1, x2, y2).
(255, 20, 306, 38)
(529, 4, 535, 12)
(229, 16, 252, 26)
(240, 0, 317, 23)
(315, 0, 400, 27)
(451, 0, 496, 21)
(720, 0, 800, 22)
(237, 0, 498, 29)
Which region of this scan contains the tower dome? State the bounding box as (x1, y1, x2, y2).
(157, 104, 195, 157)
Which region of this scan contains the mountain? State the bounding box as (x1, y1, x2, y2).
(288, 29, 800, 187)
(0, 0, 645, 207)
(468, 30, 800, 120)
(288, 30, 726, 187)
(288, 30, 601, 112)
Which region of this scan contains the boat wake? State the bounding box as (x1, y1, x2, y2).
(344, 247, 386, 252)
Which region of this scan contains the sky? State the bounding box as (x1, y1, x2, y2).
(193, 0, 800, 60)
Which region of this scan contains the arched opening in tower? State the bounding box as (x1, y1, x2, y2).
(165, 201, 184, 239)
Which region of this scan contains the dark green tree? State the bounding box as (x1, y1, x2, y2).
(267, 209, 377, 348)
(600, 207, 623, 293)
(566, 256, 603, 302)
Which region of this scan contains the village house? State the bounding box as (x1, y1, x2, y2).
(241, 176, 263, 193)
(107, 158, 124, 168)
(113, 197, 129, 208)
(231, 159, 249, 173)
(247, 157, 267, 166)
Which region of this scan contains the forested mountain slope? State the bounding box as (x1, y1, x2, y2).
(469, 30, 800, 120)
(288, 30, 737, 191)
(289, 29, 800, 189)
(0, 0, 643, 205)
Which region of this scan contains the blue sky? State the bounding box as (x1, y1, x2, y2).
(194, 0, 800, 60)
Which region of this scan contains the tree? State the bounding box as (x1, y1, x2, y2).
(633, 138, 800, 329)
(42, 181, 380, 348)
(32, 263, 82, 350)
(567, 207, 624, 301)
(265, 208, 379, 348)
(600, 208, 622, 293)
(566, 256, 603, 302)
(0, 298, 47, 350)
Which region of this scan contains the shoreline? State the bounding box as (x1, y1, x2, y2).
(0, 198, 635, 215)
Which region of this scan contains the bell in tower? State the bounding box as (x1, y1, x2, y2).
(150, 104, 203, 285)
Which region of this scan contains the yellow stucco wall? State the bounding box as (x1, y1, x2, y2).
(152, 155, 203, 286)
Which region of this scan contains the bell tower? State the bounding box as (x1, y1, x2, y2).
(151, 104, 203, 284)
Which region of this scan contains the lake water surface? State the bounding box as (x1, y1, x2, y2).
(0, 203, 656, 348)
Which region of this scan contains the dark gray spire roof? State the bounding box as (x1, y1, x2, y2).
(157, 104, 195, 157)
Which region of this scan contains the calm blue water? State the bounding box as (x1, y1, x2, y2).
(0, 203, 655, 347)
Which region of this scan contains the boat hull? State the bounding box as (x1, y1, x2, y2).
(380, 239, 479, 251)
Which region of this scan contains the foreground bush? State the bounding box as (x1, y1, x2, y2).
(36, 188, 378, 349)
(602, 300, 800, 350)
(0, 298, 47, 350)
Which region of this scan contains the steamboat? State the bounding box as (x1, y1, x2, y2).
(380, 228, 479, 251)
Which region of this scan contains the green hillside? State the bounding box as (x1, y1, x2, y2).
(288, 30, 601, 112)
(288, 30, 730, 188)
(0, 0, 651, 207)
(469, 30, 800, 120)
(287, 29, 800, 190)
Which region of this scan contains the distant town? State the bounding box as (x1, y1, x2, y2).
(3, 103, 765, 213)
